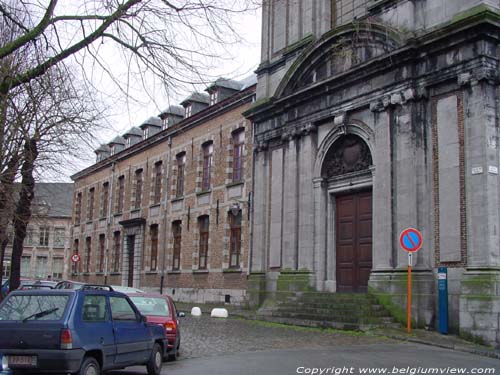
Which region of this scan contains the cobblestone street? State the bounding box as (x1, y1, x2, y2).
(177, 315, 391, 360)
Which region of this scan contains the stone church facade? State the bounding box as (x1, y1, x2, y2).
(245, 0, 500, 345)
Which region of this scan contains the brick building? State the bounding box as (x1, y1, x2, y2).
(70, 77, 255, 305)
(244, 0, 500, 345)
(2, 183, 73, 281)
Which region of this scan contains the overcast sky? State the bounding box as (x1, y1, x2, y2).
(59, 5, 262, 181)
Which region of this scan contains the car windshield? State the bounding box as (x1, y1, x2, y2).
(130, 297, 170, 317)
(0, 294, 69, 321)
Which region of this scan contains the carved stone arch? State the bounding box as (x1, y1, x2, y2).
(275, 23, 403, 98)
(314, 121, 374, 179)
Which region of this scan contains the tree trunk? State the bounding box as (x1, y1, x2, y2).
(9, 137, 38, 292)
(0, 157, 20, 297)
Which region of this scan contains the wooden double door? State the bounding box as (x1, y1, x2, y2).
(336, 190, 373, 292)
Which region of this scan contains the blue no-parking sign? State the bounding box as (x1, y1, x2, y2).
(399, 228, 423, 253)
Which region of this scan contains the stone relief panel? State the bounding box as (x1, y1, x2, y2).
(321, 134, 372, 178)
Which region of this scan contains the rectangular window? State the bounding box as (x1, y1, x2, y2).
(198, 216, 209, 269)
(113, 231, 121, 273)
(232, 130, 245, 182)
(72, 239, 79, 274)
(153, 162, 162, 205)
(87, 187, 95, 221)
(25, 226, 34, 246)
(82, 295, 108, 321)
(185, 105, 192, 118)
(229, 211, 242, 268)
(98, 234, 105, 273)
(101, 182, 109, 218)
(21, 256, 31, 277)
(150, 225, 158, 271)
(1, 260, 10, 278)
(202, 143, 213, 191)
(53, 227, 65, 248)
(35, 256, 48, 279)
(134, 169, 143, 210)
(85, 236, 92, 273)
(143, 127, 149, 140)
(176, 153, 186, 197)
(117, 176, 125, 214)
(52, 257, 63, 279)
(39, 226, 50, 247)
(172, 221, 182, 270)
(75, 192, 82, 225)
(209, 90, 218, 105)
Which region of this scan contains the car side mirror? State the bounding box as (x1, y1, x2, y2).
(177, 311, 185, 318)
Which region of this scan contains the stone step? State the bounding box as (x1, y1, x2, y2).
(271, 311, 396, 325)
(275, 307, 391, 318)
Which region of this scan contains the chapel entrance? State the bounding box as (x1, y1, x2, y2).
(335, 190, 372, 292)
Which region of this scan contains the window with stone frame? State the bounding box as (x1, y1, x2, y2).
(21, 256, 31, 277)
(75, 192, 82, 225)
(35, 256, 48, 278)
(153, 161, 163, 205)
(150, 224, 159, 271)
(172, 221, 182, 270)
(87, 187, 95, 221)
(232, 129, 245, 182)
(198, 215, 209, 269)
(175, 153, 186, 197)
(116, 175, 125, 214)
(53, 227, 66, 248)
(25, 226, 34, 246)
(201, 142, 213, 191)
(100, 182, 109, 218)
(72, 239, 80, 274)
(52, 257, 63, 279)
(331, 0, 369, 28)
(112, 231, 121, 273)
(134, 169, 143, 210)
(39, 226, 50, 247)
(98, 234, 105, 273)
(229, 210, 242, 268)
(84, 236, 92, 273)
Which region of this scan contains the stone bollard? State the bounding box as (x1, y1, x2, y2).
(191, 307, 202, 316)
(210, 308, 228, 318)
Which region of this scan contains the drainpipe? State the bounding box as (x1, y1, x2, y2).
(104, 162, 115, 285)
(160, 136, 172, 294)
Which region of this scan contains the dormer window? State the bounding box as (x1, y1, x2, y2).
(110, 146, 115, 156)
(162, 117, 168, 130)
(185, 105, 192, 118)
(143, 127, 149, 140)
(209, 90, 218, 105)
(126, 137, 131, 148)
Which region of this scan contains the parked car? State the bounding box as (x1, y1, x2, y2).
(53, 280, 86, 290)
(127, 293, 182, 361)
(0, 286, 167, 375)
(19, 280, 57, 290)
(111, 285, 145, 294)
(1, 279, 34, 298)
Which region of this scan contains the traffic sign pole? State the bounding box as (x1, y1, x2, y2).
(399, 228, 423, 336)
(407, 253, 412, 334)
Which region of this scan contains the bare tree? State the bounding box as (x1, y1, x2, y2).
(0, 0, 256, 98)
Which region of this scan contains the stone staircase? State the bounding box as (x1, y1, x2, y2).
(257, 292, 400, 331)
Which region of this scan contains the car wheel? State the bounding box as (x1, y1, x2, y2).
(77, 356, 100, 375)
(147, 343, 162, 375)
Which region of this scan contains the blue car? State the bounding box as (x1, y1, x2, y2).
(0, 286, 167, 375)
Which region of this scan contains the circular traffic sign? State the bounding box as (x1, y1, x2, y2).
(399, 228, 423, 252)
(71, 254, 81, 263)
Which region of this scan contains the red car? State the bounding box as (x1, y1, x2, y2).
(127, 293, 182, 361)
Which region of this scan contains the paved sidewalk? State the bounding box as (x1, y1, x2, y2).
(175, 302, 500, 360)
